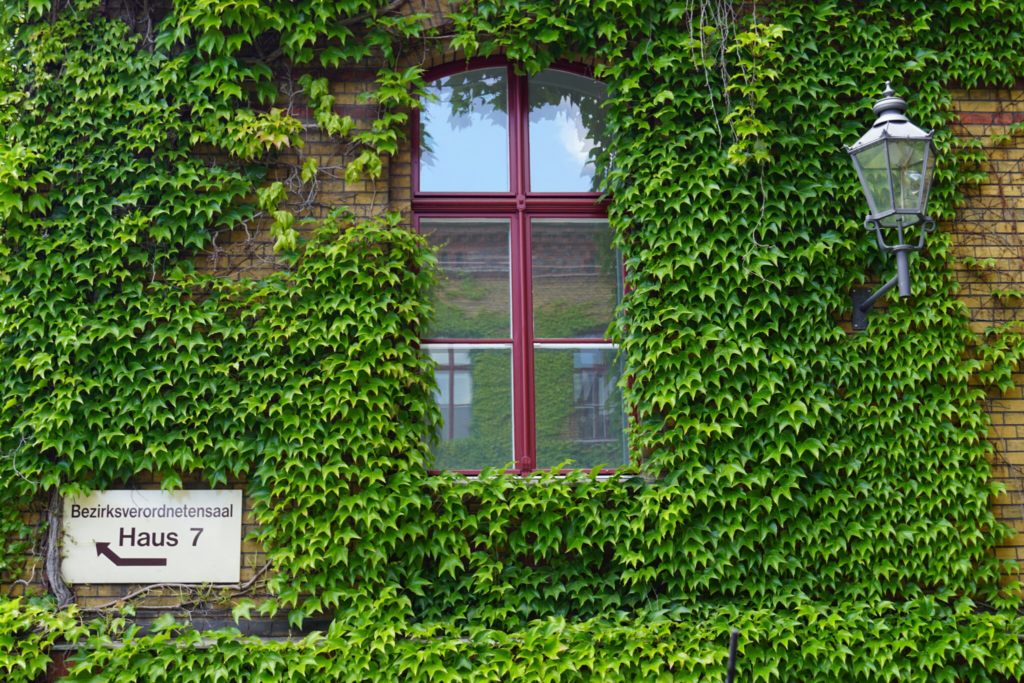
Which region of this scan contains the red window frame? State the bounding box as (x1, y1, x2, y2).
(414, 58, 623, 475)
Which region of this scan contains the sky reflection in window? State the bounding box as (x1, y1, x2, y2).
(419, 68, 509, 192)
(528, 70, 609, 193)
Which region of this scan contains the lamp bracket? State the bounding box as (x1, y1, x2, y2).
(852, 216, 934, 332)
(865, 215, 935, 253)
(851, 288, 876, 331)
(851, 274, 901, 331)
(851, 287, 880, 331)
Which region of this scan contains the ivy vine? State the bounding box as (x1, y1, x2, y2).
(3, 0, 1024, 681)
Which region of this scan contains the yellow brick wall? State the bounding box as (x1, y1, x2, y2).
(948, 85, 1024, 582)
(191, 63, 394, 279)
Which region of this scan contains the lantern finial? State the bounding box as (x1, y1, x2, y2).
(872, 81, 907, 119)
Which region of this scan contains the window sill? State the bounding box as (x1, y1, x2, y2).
(425, 470, 652, 486)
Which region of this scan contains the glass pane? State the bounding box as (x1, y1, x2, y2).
(422, 219, 511, 339)
(528, 70, 609, 192)
(922, 144, 935, 212)
(890, 139, 928, 213)
(534, 346, 627, 470)
(427, 346, 514, 471)
(851, 142, 892, 217)
(420, 68, 509, 192)
(531, 219, 621, 339)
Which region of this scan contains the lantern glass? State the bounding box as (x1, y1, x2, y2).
(922, 144, 935, 213)
(851, 141, 892, 218)
(888, 139, 930, 219)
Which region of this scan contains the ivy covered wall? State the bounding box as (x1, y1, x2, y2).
(4, 0, 1024, 681)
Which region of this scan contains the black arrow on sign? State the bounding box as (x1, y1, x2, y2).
(96, 542, 167, 567)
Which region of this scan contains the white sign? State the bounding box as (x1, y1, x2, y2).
(62, 489, 243, 584)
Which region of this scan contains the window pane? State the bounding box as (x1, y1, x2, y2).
(528, 70, 609, 192)
(534, 346, 627, 470)
(422, 219, 511, 339)
(531, 219, 621, 339)
(427, 346, 514, 471)
(420, 68, 509, 192)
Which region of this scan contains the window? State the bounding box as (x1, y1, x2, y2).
(414, 59, 626, 474)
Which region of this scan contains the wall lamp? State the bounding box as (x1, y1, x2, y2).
(845, 82, 937, 331)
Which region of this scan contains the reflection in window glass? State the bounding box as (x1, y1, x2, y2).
(531, 219, 621, 339)
(422, 219, 511, 339)
(528, 70, 609, 192)
(420, 68, 509, 192)
(427, 345, 514, 471)
(574, 349, 612, 440)
(534, 347, 627, 470)
(432, 349, 473, 440)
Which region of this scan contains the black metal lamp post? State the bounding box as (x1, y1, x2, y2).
(845, 82, 937, 331)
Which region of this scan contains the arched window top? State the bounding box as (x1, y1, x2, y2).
(415, 61, 610, 195)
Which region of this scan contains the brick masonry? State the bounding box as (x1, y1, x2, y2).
(948, 83, 1024, 583)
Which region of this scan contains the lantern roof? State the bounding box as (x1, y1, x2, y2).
(844, 82, 933, 153)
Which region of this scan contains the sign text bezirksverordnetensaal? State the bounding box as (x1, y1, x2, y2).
(69, 503, 235, 520)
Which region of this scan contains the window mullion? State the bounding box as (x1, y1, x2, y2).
(511, 69, 537, 475)
(509, 66, 524, 197)
(511, 211, 533, 474)
(522, 213, 536, 474)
